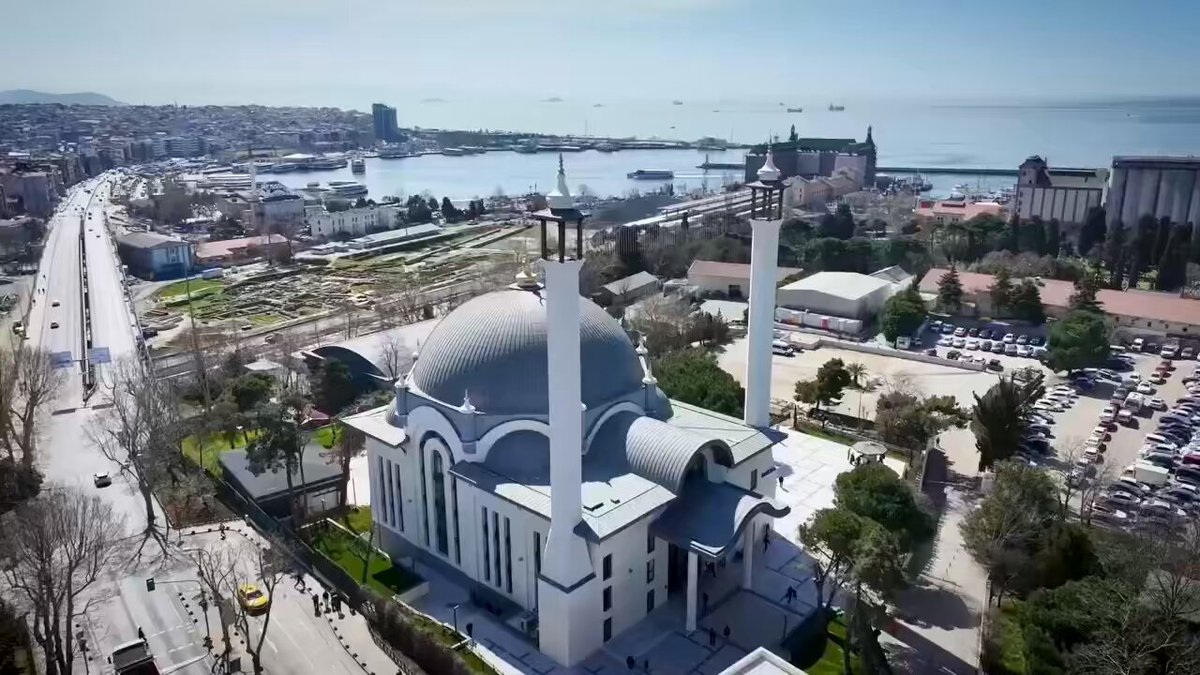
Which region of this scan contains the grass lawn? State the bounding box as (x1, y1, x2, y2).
(181, 430, 261, 474)
(340, 505, 372, 534)
(994, 603, 1027, 674)
(795, 617, 864, 675)
(311, 526, 420, 597)
(157, 278, 223, 300)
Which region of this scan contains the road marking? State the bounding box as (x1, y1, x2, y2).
(159, 653, 209, 674)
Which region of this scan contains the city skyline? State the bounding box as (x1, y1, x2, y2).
(6, 0, 1200, 108)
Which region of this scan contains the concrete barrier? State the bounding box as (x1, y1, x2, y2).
(813, 337, 987, 372)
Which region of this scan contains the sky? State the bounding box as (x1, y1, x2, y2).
(5, 0, 1200, 108)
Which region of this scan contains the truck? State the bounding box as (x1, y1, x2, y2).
(1134, 461, 1170, 488)
(110, 638, 159, 674)
(1124, 392, 1144, 413)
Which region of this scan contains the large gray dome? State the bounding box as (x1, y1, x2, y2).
(409, 289, 645, 416)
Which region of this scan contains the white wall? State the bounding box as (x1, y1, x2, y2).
(690, 273, 751, 297)
(310, 205, 399, 238)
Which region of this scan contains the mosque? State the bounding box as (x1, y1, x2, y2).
(346, 152, 793, 666)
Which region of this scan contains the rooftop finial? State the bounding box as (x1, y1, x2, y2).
(757, 144, 781, 182)
(546, 153, 574, 210)
(461, 390, 477, 415)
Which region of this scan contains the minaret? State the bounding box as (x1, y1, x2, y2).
(743, 145, 785, 428)
(531, 155, 596, 667)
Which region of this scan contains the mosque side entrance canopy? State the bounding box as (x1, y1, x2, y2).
(652, 481, 790, 561)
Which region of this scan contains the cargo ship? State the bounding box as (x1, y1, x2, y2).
(627, 169, 674, 180)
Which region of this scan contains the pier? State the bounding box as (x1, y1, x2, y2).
(878, 166, 1018, 176)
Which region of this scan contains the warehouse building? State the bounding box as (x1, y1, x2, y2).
(116, 231, 192, 280)
(777, 269, 910, 319)
(685, 260, 803, 299)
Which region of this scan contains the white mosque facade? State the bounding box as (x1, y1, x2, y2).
(346, 154, 792, 667)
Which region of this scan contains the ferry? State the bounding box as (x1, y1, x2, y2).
(378, 147, 411, 159)
(350, 156, 366, 173)
(596, 142, 618, 152)
(786, 107, 804, 113)
(672, 100, 684, 105)
(627, 169, 674, 180)
(828, 104, 846, 112)
(310, 155, 348, 170)
(328, 181, 368, 197)
(441, 148, 466, 156)
(514, 141, 539, 154)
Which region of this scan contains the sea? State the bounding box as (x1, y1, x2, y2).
(259, 96, 1200, 202)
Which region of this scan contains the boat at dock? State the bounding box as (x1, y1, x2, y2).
(627, 169, 674, 180)
(597, 142, 618, 152)
(698, 161, 743, 170)
(441, 147, 466, 156)
(350, 156, 366, 173)
(786, 107, 803, 113)
(378, 147, 412, 159)
(328, 181, 368, 197)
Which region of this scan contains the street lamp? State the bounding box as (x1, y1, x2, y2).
(449, 603, 461, 634)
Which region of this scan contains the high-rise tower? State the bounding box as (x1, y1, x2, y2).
(743, 146, 786, 428)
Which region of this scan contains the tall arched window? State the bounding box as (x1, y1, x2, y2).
(431, 451, 450, 556)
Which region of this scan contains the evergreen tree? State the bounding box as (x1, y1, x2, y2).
(1008, 214, 1021, 252)
(988, 267, 1014, 316)
(1106, 220, 1126, 288)
(936, 265, 965, 313)
(1024, 217, 1047, 255)
(1068, 269, 1104, 314)
(1078, 206, 1107, 256)
(1012, 279, 1045, 324)
(1046, 218, 1061, 257)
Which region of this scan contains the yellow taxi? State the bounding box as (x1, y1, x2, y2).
(237, 583, 270, 614)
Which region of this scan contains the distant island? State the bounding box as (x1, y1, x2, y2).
(541, 97, 564, 103)
(420, 97, 447, 103)
(0, 89, 124, 105)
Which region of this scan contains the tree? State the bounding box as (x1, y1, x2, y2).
(0, 486, 126, 675)
(936, 264, 964, 313)
(227, 539, 287, 674)
(1023, 217, 1047, 255)
(190, 543, 239, 663)
(816, 204, 856, 240)
(972, 375, 1044, 471)
(798, 507, 873, 615)
(835, 462, 936, 552)
(0, 460, 42, 516)
(845, 362, 867, 389)
(375, 331, 410, 381)
(205, 398, 244, 451)
(1078, 207, 1107, 256)
(961, 460, 1059, 605)
(0, 347, 64, 469)
(88, 358, 183, 539)
(1068, 268, 1105, 314)
(1046, 310, 1110, 373)
(794, 358, 851, 418)
(313, 361, 356, 414)
(879, 286, 926, 344)
(329, 423, 366, 508)
(1011, 279, 1046, 324)
(874, 390, 967, 456)
(245, 391, 309, 524)
(1046, 218, 1062, 257)
(405, 195, 432, 224)
(988, 267, 1014, 316)
(654, 349, 744, 417)
(228, 372, 274, 412)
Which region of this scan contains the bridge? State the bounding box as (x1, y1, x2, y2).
(877, 166, 1018, 176)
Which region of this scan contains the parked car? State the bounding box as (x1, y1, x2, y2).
(954, 326, 967, 337)
(924, 348, 938, 356)
(987, 359, 1003, 371)
(946, 350, 961, 360)
(1005, 344, 1018, 355)
(1016, 334, 1029, 345)
(1118, 409, 1134, 425)
(1030, 336, 1045, 346)
(1002, 333, 1016, 344)
(771, 341, 795, 356)
(966, 339, 980, 351)
(979, 328, 993, 339)
(1016, 345, 1032, 357)
(938, 336, 953, 346)
(1136, 382, 1155, 395)
(990, 342, 1004, 354)
(941, 324, 954, 334)
(1183, 347, 1195, 359)
(968, 327, 979, 337)
(952, 337, 966, 348)
(93, 472, 112, 488)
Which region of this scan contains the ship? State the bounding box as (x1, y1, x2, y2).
(309, 155, 348, 170)
(787, 107, 803, 113)
(327, 181, 368, 197)
(627, 169, 674, 180)
(596, 142, 618, 152)
(350, 156, 366, 173)
(828, 104, 846, 112)
(441, 148, 466, 156)
(378, 147, 411, 159)
(697, 154, 743, 170)
(514, 141, 539, 154)
(672, 100, 684, 105)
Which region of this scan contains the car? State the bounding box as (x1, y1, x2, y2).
(1028, 422, 1052, 435)
(1002, 333, 1015, 344)
(954, 326, 967, 337)
(1125, 372, 1142, 384)
(1161, 345, 1179, 358)
(1016, 334, 1029, 345)
(937, 336, 953, 347)
(1092, 426, 1112, 441)
(924, 348, 938, 356)
(965, 339, 980, 351)
(1005, 343, 1018, 355)
(952, 337, 966, 348)
(1030, 336, 1044, 346)
(1099, 409, 1116, 423)
(979, 339, 993, 351)
(946, 350, 961, 360)
(1143, 454, 1178, 470)
(1016, 345, 1032, 357)
(51, 300, 60, 307)
(990, 342, 1004, 354)
(1034, 401, 1063, 413)
(771, 341, 795, 356)
(979, 328, 993, 339)
(1149, 373, 1167, 385)
(92, 472, 111, 488)
(929, 320, 943, 332)
(1102, 491, 1143, 509)
(1183, 347, 1196, 359)
(50, 322, 59, 329)
(1118, 409, 1134, 425)
(1112, 386, 1130, 400)
(1136, 382, 1155, 395)
(237, 583, 271, 613)
(1147, 396, 1167, 410)
(968, 327, 979, 337)
(987, 359, 1003, 371)
(941, 324, 954, 334)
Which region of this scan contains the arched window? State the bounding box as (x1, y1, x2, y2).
(431, 451, 450, 556)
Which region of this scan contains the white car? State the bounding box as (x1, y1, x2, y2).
(93, 473, 112, 488)
(1136, 382, 1155, 395)
(966, 339, 980, 351)
(1002, 333, 1016, 344)
(952, 337, 966, 348)
(1016, 345, 1032, 357)
(1005, 344, 1019, 356)
(1125, 373, 1142, 384)
(938, 336, 953, 347)
(1035, 401, 1064, 413)
(1147, 396, 1167, 410)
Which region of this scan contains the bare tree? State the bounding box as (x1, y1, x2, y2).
(375, 331, 409, 381)
(87, 357, 183, 539)
(189, 544, 239, 663)
(328, 423, 366, 508)
(226, 539, 287, 674)
(0, 486, 126, 675)
(5, 347, 65, 469)
(339, 303, 362, 340)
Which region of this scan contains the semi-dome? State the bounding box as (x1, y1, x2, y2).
(409, 289, 645, 416)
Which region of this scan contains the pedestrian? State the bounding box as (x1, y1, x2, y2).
(708, 627, 716, 647)
(312, 594, 320, 616)
(643, 658, 650, 673)
(762, 529, 771, 552)
(778, 475, 784, 489)
(702, 592, 709, 613)
(137, 626, 145, 640)
(723, 625, 731, 642)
